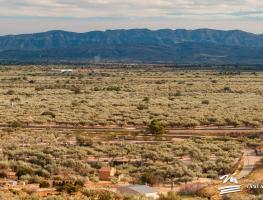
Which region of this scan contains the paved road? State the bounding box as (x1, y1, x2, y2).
(236, 149, 261, 179)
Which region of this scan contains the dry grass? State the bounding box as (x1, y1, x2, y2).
(0, 65, 263, 127)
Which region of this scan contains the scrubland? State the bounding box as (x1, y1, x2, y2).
(0, 65, 263, 200)
(0, 65, 262, 127)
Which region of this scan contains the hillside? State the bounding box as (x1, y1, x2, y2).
(0, 29, 263, 63)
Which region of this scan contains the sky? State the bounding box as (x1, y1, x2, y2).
(0, 0, 262, 35)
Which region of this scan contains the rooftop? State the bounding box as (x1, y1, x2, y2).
(99, 167, 113, 172)
(256, 145, 263, 151)
(127, 185, 158, 194)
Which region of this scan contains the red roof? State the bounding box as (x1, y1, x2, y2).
(99, 167, 112, 172)
(256, 145, 263, 151)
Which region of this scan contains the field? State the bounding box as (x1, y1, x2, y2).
(0, 65, 263, 200)
(0, 65, 263, 128)
(0, 126, 255, 200)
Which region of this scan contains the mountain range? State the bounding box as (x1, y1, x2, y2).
(0, 28, 263, 64)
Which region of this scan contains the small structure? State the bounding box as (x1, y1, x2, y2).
(0, 169, 17, 180)
(5, 171, 17, 180)
(117, 185, 159, 199)
(0, 180, 18, 188)
(99, 167, 116, 181)
(255, 145, 263, 155)
(60, 69, 73, 73)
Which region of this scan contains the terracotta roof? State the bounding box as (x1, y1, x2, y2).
(256, 145, 263, 151)
(99, 167, 112, 172)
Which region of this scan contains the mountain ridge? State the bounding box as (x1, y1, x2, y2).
(0, 28, 263, 64)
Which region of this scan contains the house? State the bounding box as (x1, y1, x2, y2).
(255, 145, 263, 155)
(0, 180, 18, 188)
(0, 169, 17, 180)
(5, 171, 17, 179)
(99, 167, 116, 181)
(117, 185, 159, 199)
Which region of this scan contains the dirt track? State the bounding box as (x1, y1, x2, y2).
(1, 123, 263, 137)
(236, 149, 262, 179)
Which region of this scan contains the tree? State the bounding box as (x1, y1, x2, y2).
(140, 171, 163, 186)
(148, 119, 165, 135)
(39, 180, 50, 188)
(76, 135, 93, 146)
(16, 166, 34, 178)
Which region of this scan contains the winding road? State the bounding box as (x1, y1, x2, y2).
(236, 149, 262, 179)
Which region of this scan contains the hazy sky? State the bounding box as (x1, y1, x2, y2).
(0, 0, 262, 35)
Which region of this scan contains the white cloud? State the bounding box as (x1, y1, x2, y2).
(0, 0, 262, 18)
(0, 0, 262, 34)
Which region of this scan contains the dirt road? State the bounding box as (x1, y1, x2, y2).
(1, 123, 263, 137)
(236, 149, 261, 179)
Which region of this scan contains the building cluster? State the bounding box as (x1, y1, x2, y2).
(0, 166, 159, 198)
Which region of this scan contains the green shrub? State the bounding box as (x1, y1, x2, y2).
(16, 166, 34, 178)
(56, 182, 81, 194)
(40, 180, 50, 188)
(158, 192, 182, 200)
(41, 111, 56, 118)
(76, 135, 93, 146)
(201, 100, 210, 105)
(148, 119, 166, 135)
(137, 104, 148, 110)
(82, 189, 123, 200)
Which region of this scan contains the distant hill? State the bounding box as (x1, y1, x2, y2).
(0, 29, 263, 64)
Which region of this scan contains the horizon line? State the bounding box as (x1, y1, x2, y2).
(1, 27, 262, 37)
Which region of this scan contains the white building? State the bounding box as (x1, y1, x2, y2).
(117, 185, 159, 199)
(60, 69, 73, 73)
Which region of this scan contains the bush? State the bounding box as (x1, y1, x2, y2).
(0, 172, 7, 178)
(106, 86, 121, 91)
(28, 80, 36, 84)
(158, 192, 182, 200)
(9, 121, 23, 128)
(140, 172, 164, 186)
(16, 166, 34, 178)
(35, 169, 51, 178)
(5, 90, 15, 95)
(82, 189, 123, 200)
(143, 97, 150, 102)
(175, 91, 182, 96)
(41, 111, 56, 118)
(76, 135, 93, 146)
(35, 86, 45, 91)
(40, 180, 50, 188)
(137, 104, 148, 110)
(148, 119, 166, 135)
(224, 86, 231, 92)
(71, 87, 81, 94)
(110, 177, 119, 184)
(201, 100, 210, 105)
(56, 182, 80, 194)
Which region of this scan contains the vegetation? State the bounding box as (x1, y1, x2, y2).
(0, 66, 262, 127)
(0, 65, 262, 199)
(0, 127, 244, 188)
(147, 119, 166, 135)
